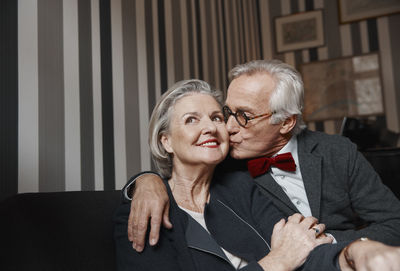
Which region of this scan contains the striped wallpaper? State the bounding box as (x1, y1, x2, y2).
(1, 0, 400, 201)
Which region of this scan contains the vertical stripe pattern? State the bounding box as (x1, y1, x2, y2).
(1, 0, 399, 199)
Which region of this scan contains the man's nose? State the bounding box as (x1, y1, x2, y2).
(226, 115, 239, 135)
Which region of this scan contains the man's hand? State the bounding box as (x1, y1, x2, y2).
(339, 239, 400, 271)
(258, 214, 333, 271)
(127, 174, 172, 252)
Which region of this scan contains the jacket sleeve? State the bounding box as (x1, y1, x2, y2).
(113, 202, 182, 271)
(328, 139, 400, 245)
(121, 171, 162, 202)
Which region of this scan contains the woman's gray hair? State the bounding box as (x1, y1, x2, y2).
(229, 59, 306, 135)
(149, 79, 224, 178)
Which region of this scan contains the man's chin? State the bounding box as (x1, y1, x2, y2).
(229, 149, 250, 160)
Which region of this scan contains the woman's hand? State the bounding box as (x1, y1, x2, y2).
(258, 213, 333, 271)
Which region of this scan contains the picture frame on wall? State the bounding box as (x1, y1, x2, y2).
(301, 53, 384, 122)
(274, 10, 324, 53)
(338, 0, 400, 24)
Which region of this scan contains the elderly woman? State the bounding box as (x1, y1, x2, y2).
(114, 79, 343, 271)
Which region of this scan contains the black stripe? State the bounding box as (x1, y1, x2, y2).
(145, 0, 156, 115)
(324, 2, 342, 59)
(38, 0, 65, 192)
(309, 48, 318, 61)
(315, 121, 324, 132)
(172, 0, 184, 81)
(157, 0, 168, 93)
(194, 0, 203, 79)
(268, 0, 281, 59)
(367, 19, 379, 52)
(78, 0, 95, 191)
(305, 0, 313, 11)
(290, 0, 298, 13)
(99, 0, 115, 190)
(0, 0, 18, 201)
(350, 22, 362, 55)
(256, 0, 263, 60)
(186, 0, 195, 78)
(205, 0, 215, 85)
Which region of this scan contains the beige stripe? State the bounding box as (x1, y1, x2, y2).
(314, 0, 324, 9)
(317, 47, 328, 60)
(242, 1, 251, 60)
(231, 2, 240, 65)
(164, 0, 175, 86)
(323, 120, 336, 135)
(340, 24, 353, 56)
(18, 0, 39, 193)
(91, 0, 104, 190)
(281, 0, 290, 15)
(299, 0, 305, 11)
(152, 0, 161, 99)
(63, 0, 82, 191)
(307, 122, 316, 131)
(259, 0, 273, 60)
(136, 0, 151, 170)
(111, 0, 128, 189)
(285, 52, 296, 67)
(359, 21, 370, 53)
(377, 17, 400, 132)
(180, 0, 190, 79)
(302, 50, 310, 63)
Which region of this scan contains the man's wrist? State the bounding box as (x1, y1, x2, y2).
(343, 237, 369, 268)
(123, 171, 161, 201)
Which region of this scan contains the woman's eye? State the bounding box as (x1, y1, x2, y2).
(185, 117, 197, 124)
(212, 115, 223, 122)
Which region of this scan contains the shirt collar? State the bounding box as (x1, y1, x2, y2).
(272, 135, 299, 175)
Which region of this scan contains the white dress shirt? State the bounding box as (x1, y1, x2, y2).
(270, 136, 312, 217)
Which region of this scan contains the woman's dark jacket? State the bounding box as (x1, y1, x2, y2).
(114, 170, 346, 271)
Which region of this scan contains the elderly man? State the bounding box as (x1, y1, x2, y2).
(122, 60, 400, 264)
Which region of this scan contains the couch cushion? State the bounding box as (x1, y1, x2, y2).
(0, 190, 121, 270)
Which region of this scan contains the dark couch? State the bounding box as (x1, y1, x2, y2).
(0, 190, 121, 271)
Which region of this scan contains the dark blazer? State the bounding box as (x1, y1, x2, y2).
(249, 129, 400, 245)
(114, 171, 346, 271)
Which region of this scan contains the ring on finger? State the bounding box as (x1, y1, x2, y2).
(311, 227, 320, 235)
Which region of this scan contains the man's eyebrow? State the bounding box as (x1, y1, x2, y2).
(226, 105, 254, 113)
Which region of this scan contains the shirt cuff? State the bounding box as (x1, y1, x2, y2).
(122, 171, 161, 201)
(326, 233, 337, 244)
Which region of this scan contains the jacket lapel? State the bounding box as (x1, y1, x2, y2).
(297, 130, 322, 219)
(253, 173, 299, 214)
(185, 214, 231, 264)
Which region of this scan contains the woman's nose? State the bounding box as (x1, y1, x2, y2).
(202, 118, 217, 134)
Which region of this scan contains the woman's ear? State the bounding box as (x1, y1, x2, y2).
(161, 134, 173, 154)
(280, 115, 297, 135)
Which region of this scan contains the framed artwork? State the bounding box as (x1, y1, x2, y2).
(338, 0, 400, 23)
(301, 53, 384, 122)
(275, 10, 324, 53)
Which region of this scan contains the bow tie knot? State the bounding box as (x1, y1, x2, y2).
(247, 152, 296, 178)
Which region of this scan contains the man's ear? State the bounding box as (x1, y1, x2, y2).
(280, 115, 297, 135)
(161, 134, 173, 154)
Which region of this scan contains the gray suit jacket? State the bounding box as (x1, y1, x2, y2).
(253, 129, 400, 245)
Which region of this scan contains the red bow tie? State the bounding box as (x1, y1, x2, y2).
(247, 152, 296, 178)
